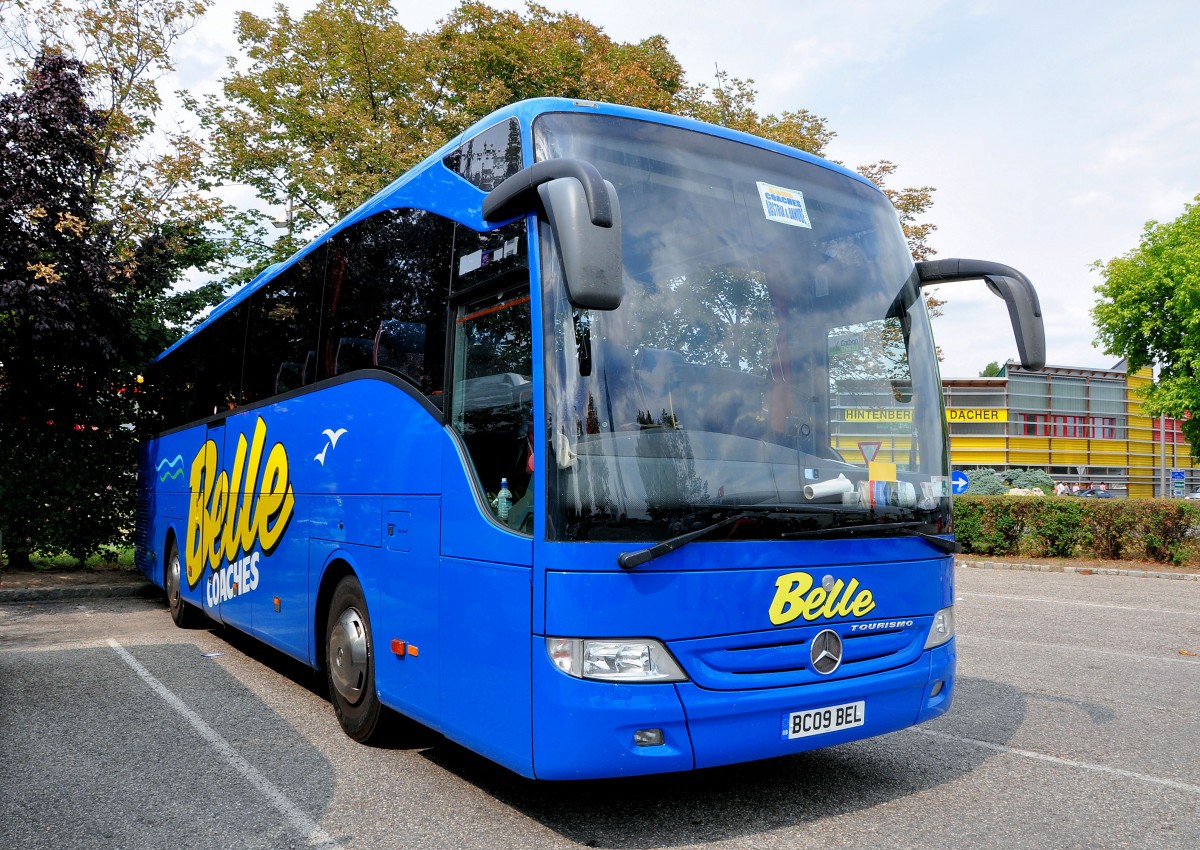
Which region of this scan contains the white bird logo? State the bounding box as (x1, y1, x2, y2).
(315, 428, 348, 466)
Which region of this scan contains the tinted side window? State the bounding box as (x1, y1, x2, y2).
(148, 336, 201, 431)
(243, 246, 327, 404)
(193, 302, 249, 417)
(442, 118, 522, 191)
(318, 209, 455, 398)
(450, 284, 534, 533)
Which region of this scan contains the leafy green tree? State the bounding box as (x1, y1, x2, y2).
(1, 0, 220, 250)
(1092, 195, 1200, 453)
(1010, 468, 1053, 493)
(0, 1, 225, 567)
(979, 361, 1003, 377)
(0, 54, 120, 566)
(0, 51, 221, 567)
(193, 0, 938, 279)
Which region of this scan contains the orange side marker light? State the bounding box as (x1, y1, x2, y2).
(391, 639, 406, 656)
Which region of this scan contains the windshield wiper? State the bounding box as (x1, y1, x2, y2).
(617, 511, 752, 569)
(782, 521, 961, 554)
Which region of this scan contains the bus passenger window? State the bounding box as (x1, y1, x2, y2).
(450, 286, 534, 533)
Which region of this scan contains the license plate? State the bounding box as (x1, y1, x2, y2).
(785, 700, 865, 739)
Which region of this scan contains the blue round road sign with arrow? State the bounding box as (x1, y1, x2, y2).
(951, 470, 969, 495)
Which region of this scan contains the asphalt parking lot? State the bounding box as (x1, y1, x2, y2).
(1, 566, 1197, 850)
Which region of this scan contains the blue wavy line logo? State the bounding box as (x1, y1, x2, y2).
(156, 454, 185, 482)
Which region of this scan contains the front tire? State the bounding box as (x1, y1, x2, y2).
(325, 575, 388, 743)
(165, 540, 204, 628)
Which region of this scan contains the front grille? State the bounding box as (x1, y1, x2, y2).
(670, 617, 931, 690)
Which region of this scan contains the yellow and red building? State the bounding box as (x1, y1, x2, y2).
(941, 361, 1192, 497)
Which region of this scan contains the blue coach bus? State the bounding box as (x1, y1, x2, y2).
(136, 98, 1045, 780)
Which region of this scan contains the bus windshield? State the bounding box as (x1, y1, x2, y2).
(535, 113, 949, 543)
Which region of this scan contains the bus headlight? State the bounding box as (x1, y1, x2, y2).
(546, 637, 688, 682)
(923, 606, 955, 649)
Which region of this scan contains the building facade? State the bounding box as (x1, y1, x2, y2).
(942, 361, 1193, 497)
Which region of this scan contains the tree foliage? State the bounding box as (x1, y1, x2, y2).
(1, 0, 219, 249)
(979, 361, 1003, 377)
(0, 48, 220, 566)
(0, 54, 123, 564)
(1092, 195, 1200, 454)
(193, 0, 937, 276)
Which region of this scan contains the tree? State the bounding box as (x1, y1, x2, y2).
(980, 361, 1003, 377)
(0, 2, 226, 566)
(1092, 195, 1200, 453)
(855, 159, 937, 263)
(0, 54, 123, 566)
(0, 55, 222, 568)
(193, 0, 937, 281)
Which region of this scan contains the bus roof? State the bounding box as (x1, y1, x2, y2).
(157, 98, 876, 363)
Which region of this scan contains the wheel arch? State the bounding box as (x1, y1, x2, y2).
(161, 525, 179, 590)
(313, 554, 356, 670)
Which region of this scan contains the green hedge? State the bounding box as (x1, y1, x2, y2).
(952, 496, 1200, 565)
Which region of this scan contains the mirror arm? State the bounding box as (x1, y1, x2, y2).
(482, 158, 613, 226)
(915, 258, 1046, 372)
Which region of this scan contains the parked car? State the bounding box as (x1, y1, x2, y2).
(1185, 488, 1200, 500)
(1076, 488, 1116, 498)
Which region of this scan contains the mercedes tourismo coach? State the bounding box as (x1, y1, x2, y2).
(136, 98, 1045, 780)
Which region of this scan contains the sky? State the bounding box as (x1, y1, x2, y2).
(157, 0, 1200, 378)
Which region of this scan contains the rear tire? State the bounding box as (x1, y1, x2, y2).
(325, 575, 388, 743)
(165, 540, 204, 628)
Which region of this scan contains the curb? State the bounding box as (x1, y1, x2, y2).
(0, 582, 161, 603)
(957, 558, 1200, 581)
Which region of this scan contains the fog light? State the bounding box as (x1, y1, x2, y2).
(634, 728, 664, 747)
(930, 680, 944, 697)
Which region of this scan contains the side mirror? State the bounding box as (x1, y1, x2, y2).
(915, 258, 1046, 371)
(536, 177, 622, 310)
(483, 158, 623, 311)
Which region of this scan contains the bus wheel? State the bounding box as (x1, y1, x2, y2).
(166, 541, 203, 628)
(325, 575, 386, 743)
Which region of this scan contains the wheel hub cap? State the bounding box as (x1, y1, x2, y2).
(329, 607, 369, 705)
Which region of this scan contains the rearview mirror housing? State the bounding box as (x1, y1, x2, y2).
(482, 158, 624, 311)
(536, 177, 623, 310)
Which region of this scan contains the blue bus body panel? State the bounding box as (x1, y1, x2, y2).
(438, 557, 534, 777)
(532, 649, 694, 779)
(140, 376, 447, 656)
(366, 497, 442, 727)
(541, 542, 953, 639)
(530, 640, 954, 780)
(141, 429, 196, 588)
(679, 640, 955, 771)
(530, 540, 954, 778)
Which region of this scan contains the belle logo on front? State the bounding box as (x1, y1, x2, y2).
(768, 571, 876, 626)
(184, 416, 295, 604)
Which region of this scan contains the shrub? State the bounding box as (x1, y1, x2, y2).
(1023, 498, 1087, 557)
(965, 468, 1008, 495)
(953, 496, 1028, 555)
(953, 496, 1200, 564)
(1012, 468, 1054, 494)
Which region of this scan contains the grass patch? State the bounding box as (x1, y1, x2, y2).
(5, 546, 135, 572)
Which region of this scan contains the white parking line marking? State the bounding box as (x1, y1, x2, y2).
(959, 592, 1200, 617)
(959, 633, 1200, 666)
(107, 639, 342, 849)
(916, 728, 1200, 796)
